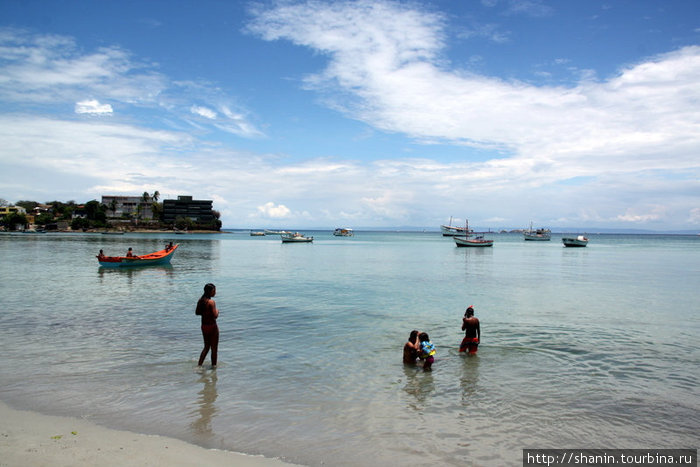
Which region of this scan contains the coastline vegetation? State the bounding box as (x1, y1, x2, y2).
(0, 192, 221, 232)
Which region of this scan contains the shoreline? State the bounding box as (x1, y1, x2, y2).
(0, 400, 302, 467)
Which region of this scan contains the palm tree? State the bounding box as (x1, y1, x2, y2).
(108, 198, 118, 217)
(140, 192, 150, 220)
(152, 191, 160, 202)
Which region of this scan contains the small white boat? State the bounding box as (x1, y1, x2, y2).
(562, 235, 588, 247)
(264, 229, 292, 236)
(250, 231, 265, 236)
(333, 228, 353, 237)
(281, 232, 313, 243)
(454, 235, 493, 247)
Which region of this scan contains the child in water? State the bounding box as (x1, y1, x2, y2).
(418, 332, 436, 370)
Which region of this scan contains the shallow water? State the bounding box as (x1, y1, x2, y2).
(0, 231, 698, 465)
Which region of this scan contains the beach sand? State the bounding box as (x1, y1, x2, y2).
(0, 401, 301, 467)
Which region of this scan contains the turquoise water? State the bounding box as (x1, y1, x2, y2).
(0, 231, 698, 465)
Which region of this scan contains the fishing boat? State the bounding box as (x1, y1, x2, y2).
(454, 235, 493, 247)
(453, 219, 493, 247)
(250, 231, 266, 236)
(97, 244, 179, 267)
(562, 235, 588, 247)
(281, 232, 313, 243)
(440, 216, 472, 236)
(264, 229, 292, 236)
(523, 222, 551, 241)
(333, 228, 353, 237)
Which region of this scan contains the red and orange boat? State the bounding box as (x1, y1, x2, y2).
(97, 244, 179, 268)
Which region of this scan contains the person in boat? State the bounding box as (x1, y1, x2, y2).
(459, 306, 480, 354)
(418, 332, 436, 371)
(196, 283, 219, 368)
(403, 330, 421, 365)
(165, 242, 173, 251)
(126, 247, 134, 257)
(97, 249, 105, 259)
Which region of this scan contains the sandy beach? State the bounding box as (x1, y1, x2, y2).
(0, 401, 301, 467)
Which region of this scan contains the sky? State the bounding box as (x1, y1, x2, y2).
(0, 0, 699, 230)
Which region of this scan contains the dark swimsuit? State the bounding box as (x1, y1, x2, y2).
(198, 298, 218, 366)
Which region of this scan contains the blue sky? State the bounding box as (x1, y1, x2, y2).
(1, 0, 698, 230)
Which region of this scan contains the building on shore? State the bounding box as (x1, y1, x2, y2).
(101, 195, 154, 220)
(162, 195, 214, 224)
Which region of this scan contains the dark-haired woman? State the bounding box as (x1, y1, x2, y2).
(196, 283, 219, 367)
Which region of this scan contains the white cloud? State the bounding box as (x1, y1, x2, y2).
(190, 105, 217, 119)
(75, 99, 113, 115)
(256, 202, 291, 219)
(0, 27, 262, 138)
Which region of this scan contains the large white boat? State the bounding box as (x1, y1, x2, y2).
(523, 222, 551, 241)
(333, 228, 353, 237)
(281, 232, 313, 243)
(440, 216, 472, 236)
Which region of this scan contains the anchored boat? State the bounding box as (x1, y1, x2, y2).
(562, 235, 588, 247)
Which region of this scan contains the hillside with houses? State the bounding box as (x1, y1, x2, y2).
(0, 192, 221, 232)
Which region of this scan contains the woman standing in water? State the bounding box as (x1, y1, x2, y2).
(196, 283, 219, 368)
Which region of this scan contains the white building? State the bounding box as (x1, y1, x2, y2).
(101, 195, 154, 219)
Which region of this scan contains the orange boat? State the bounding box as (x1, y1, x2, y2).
(97, 244, 179, 268)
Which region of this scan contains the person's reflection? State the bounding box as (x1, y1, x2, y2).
(402, 365, 435, 410)
(460, 353, 480, 404)
(191, 371, 218, 437)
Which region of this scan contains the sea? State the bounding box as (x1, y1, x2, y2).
(0, 230, 698, 466)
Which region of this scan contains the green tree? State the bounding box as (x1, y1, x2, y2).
(35, 212, 54, 226)
(16, 200, 39, 211)
(2, 212, 28, 231)
(152, 191, 159, 202)
(108, 198, 118, 217)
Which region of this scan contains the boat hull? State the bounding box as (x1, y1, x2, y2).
(454, 236, 493, 247)
(441, 225, 470, 236)
(524, 234, 551, 241)
(97, 245, 178, 267)
(562, 237, 588, 247)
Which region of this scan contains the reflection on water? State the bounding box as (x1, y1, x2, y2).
(459, 352, 480, 403)
(190, 370, 218, 438)
(402, 365, 435, 409)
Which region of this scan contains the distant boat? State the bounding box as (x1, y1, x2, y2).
(440, 216, 472, 236)
(264, 229, 291, 236)
(453, 219, 493, 247)
(281, 232, 313, 243)
(250, 231, 265, 236)
(454, 235, 493, 247)
(523, 222, 551, 241)
(333, 228, 353, 237)
(97, 244, 179, 267)
(562, 235, 588, 247)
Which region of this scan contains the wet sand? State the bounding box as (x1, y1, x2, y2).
(0, 401, 301, 467)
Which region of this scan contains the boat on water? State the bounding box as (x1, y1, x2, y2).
(454, 235, 493, 247)
(453, 219, 493, 247)
(281, 232, 313, 243)
(333, 228, 353, 237)
(97, 244, 179, 267)
(440, 216, 472, 236)
(250, 231, 265, 236)
(264, 229, 292, 236)
(523, 222, 551, 241)
(562, 235, 588, 247)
